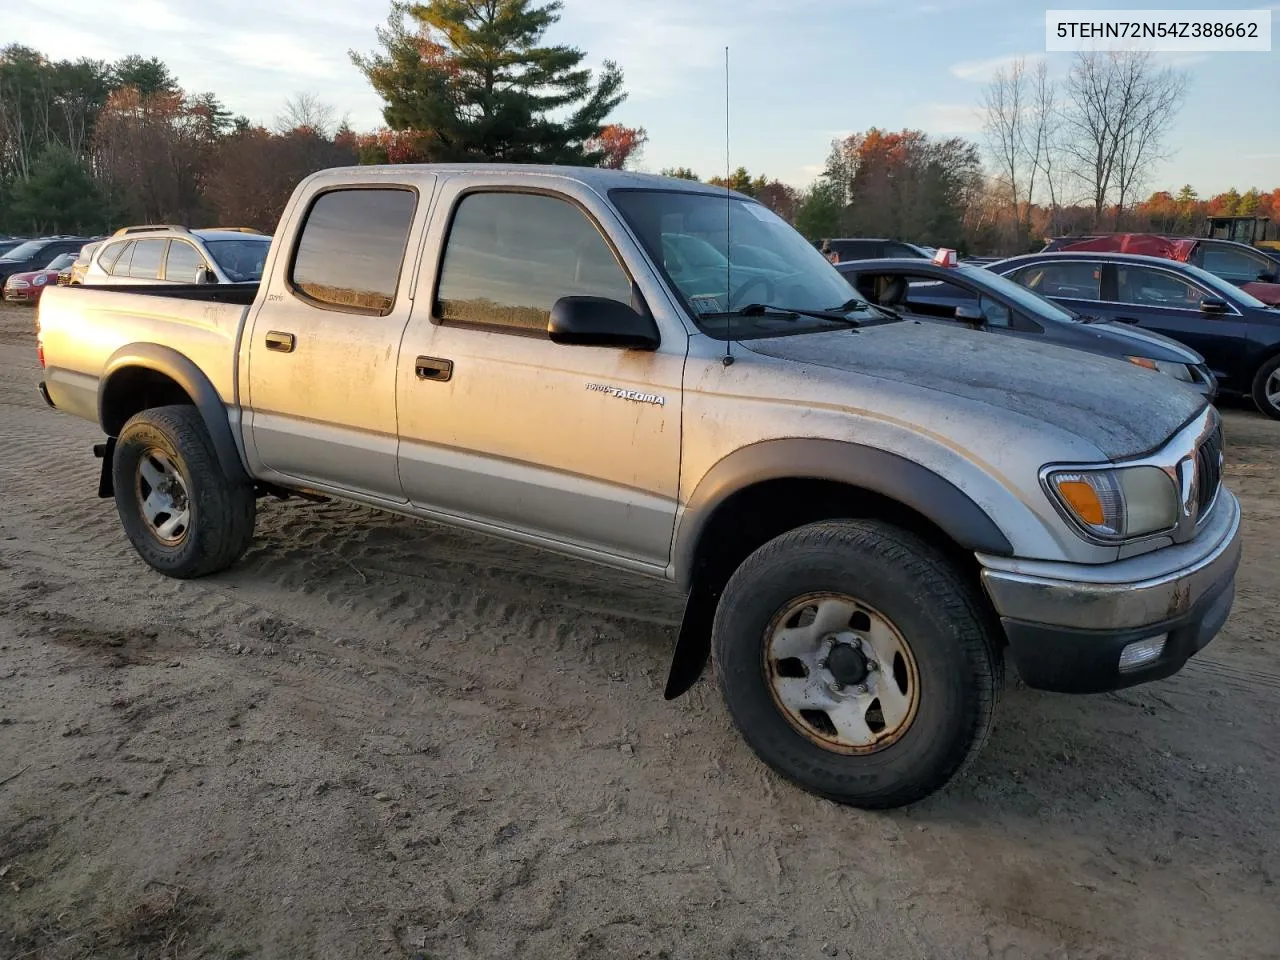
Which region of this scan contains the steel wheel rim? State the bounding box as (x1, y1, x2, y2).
(1267, 369, 1280, 408)
(763, 592, 920, 755)
(136, 448, 192, 545)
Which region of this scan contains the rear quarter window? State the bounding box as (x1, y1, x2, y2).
(289, 188, 418, 315)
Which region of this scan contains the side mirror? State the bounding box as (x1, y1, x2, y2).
(548, 296, 660, 350)
(1200, 298, 1229, 315)
(195, 265, 217, 285)
(954, 303, 985, 323)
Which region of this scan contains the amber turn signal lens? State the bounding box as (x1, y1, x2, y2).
(1055, 479, 1105, 526)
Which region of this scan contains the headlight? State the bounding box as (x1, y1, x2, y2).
(1046, 466, 1178, 540)
(33, 274, 48, 286)
(1126, 356, 1192, 382)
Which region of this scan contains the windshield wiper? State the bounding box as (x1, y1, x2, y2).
(703, 301, 867, 327)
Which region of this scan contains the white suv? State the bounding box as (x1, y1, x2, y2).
(83, 226, 272, 286)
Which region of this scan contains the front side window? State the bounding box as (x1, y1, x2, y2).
(611, 188, 865, 340)
(1011, 262, 1102, 300)
(1116, 267, 1208, 309)
(128, 239, 166, 280)
(1201, 245, 1273, 283)
(290, 188, 417, 315)
(436, 191, 633, 332)
(165, 241, 205, 282)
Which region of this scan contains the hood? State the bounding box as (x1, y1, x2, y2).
(742, 322, 1205, 461)
(1242, 280, 1280, 306)
(1084, 320, 1205, 363)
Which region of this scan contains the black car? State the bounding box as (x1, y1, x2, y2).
(1043, 235, 1280, 289)
(0, 238, 29, 258)
(0, 236, 90, 287)
(823, 238, 933, 262)
(835, 258, 1217, 400)
(990, 252, 1280, 418)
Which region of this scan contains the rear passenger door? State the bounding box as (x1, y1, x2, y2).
(245, 181, 433, 499)
(395, 184, 685, 568)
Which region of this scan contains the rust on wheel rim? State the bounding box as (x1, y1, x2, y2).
(762, 592, 921, 755)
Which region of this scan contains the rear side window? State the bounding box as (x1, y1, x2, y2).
(106, 241, 134, 276)
(1201, 245, 1272, 283)
(290, 188, 417, 315)
(435, 191, 632, 332)
(128, 239, 166, 280)
(1011, 262, 1102, 300)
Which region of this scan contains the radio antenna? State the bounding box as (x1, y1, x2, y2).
(722, 45, 734, 367)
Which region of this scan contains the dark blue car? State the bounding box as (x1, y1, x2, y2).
(835, 257, 1216, 401)
(988, 253, 1280, 419)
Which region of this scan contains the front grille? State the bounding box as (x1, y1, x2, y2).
(1195, 424, 1223, 519)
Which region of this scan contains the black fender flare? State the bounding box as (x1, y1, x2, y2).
(663, 439, 1013, 699)
(99, 343, 250, 484)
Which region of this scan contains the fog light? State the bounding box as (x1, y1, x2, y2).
(1119, 634, 1168, 672)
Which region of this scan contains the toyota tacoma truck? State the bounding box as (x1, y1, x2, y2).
(33, 165, 1242, 808)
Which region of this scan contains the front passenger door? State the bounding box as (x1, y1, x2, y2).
(396, 187, 685, 568)
(1106, 264, 1248, 381)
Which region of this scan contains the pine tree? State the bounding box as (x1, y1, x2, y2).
(352, 0, 626, 165)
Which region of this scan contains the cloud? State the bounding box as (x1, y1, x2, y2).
(212, 32, 352, 80)
(916, 102, 984, 134)
(950, 53, 1045, 82)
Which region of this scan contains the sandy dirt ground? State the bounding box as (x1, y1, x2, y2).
(1, 300, 1278, 960)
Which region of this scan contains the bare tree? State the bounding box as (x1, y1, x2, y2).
(1027, 60, 1063, 237)
(981, 58, 1029, 236)
(1062, 51, 1187, 229)
(275, 91, 336, 138)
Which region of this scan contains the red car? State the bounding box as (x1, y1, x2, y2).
(2, 253, 77, 305)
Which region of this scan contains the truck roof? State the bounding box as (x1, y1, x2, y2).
(302, 163, 752, 200)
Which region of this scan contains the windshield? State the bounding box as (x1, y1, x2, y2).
(45, 253, 76, 270)
(203, 238, 271, 282)
(610, 188, 868, 339)
(956, 264, 1080, 323)
(1, 241, 49, 261)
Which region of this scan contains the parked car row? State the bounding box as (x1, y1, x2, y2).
(2, 225, 274, 306)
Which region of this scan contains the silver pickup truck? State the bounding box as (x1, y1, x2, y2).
(34, 165, 1242, 808)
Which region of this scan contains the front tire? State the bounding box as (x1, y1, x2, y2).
(112, 405, 256, 579)
(713, 520, 1001, 809)
(1251, 355, 1280, 420)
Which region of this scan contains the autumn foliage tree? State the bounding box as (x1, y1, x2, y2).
(586, 123, 647, 169)
(352, 0, 630, 166)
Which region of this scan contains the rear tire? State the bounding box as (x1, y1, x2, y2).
(112, 405, 256, 579)
(1251, 355, 1280, 421)
(713, 520, 1001, 809)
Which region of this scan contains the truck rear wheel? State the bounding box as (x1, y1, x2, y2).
(713, 520, 1001, 809)
(112, 405, 256, 579)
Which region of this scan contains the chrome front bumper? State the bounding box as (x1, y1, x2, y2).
(977, 491, 1242, 692)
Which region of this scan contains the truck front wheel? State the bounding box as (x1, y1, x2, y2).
(112, 405, 256, 579)
(713, 520, 1001, 809)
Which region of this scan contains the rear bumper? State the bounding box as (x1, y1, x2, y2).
(978, 491, 1242, 693)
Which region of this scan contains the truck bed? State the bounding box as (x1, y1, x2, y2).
(36, 283, 258, 426)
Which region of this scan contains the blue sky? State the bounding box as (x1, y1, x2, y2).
(9, 0, 1280, 197)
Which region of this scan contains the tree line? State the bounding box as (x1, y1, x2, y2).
(1, 2, 1274, 255)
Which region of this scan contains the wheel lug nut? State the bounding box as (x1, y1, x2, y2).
(853, 684, 868, 695)
(866, 661, 878, 672)
(817, 659, 828, 670)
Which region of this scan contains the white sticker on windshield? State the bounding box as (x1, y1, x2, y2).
(744, 203, 776, 222)
(689, 294, 726, 314)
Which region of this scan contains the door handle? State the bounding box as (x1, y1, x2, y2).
(415, 356, 453, 382)
(265, 330, 296, 352)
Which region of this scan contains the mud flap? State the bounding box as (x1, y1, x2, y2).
(94, 438, 116, 498)
(663, 580, 720, 700)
